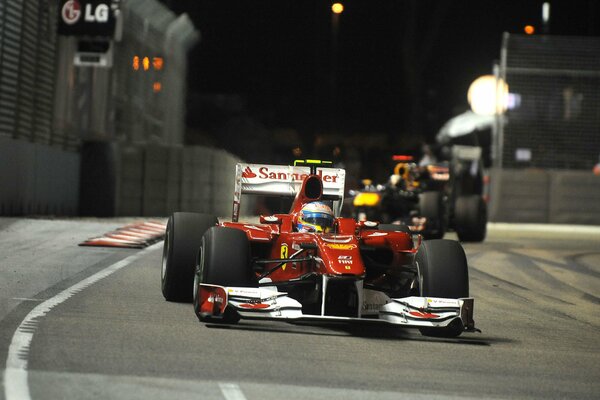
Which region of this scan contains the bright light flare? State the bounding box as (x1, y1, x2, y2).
(332, 3, 344, 14)
(468, 75, 509, 116)
(524, 25, 535, 35)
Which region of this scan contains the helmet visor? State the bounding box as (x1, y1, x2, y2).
(301, 212, 334, 231)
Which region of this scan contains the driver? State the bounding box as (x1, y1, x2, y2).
(296, 202, 335, 233)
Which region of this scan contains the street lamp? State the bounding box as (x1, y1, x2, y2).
(467, 75, 509, 116)
(332, 3, 344, 14)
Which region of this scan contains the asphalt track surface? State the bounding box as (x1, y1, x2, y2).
(1, 218, 599, 399)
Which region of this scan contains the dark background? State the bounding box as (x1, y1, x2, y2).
(161, 0, 599, 178)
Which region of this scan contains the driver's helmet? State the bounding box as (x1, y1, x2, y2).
(296, 202, 335, 233)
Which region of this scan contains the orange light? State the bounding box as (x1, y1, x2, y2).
(153, 82, 162, 93)
(332, 2, 344, 14)
(132, 56, 139, 71)
(524, 25, 535, 35)
(153, 57, 164, 71)
(143, 56, 150, 71)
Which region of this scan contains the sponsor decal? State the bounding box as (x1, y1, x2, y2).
(208, 294, 224, 304)
(326, 243, 357, 250)
(242, 166, 338, 183)
(239, 303, 271, 309)
(338, 255, 353, 265)
(62, 0, 82, 25)
(62, 0, 110, 24)
(58, 0, 115, 36)
(280, 243, 288, 271)
(427, 298, 459, 306)
(242, 166, 257, 178)
(228, 288, 261, 296)
(409, 311, 440, 319)
(362, 289, 390, 313)
(83, 2, 110, 23)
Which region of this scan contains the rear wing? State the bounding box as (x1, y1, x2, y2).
(233, 163, 346, 222)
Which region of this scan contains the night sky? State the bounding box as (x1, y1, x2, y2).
(163, 0, 599, 152)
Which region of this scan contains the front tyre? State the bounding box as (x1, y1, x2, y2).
(416, 239, 469, 337)
(161, 212, 217, 302)
(194, 227, 255, 323)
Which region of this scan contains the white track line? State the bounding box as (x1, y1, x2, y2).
(3, 242, 163, 400)
(488, 222, 600, 234)
(219, 382, 248, 400)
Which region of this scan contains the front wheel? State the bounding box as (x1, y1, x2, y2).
(161, 212, 217, 302)
(194, 227, 255, 323)
(416, 239, 469, 337)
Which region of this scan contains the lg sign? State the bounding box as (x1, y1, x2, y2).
(62, 0, 109, 24)
(58, 0, 115, 37)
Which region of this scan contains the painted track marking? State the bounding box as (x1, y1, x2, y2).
(3, 242, 163, 400)
(219, 382, 248, 400)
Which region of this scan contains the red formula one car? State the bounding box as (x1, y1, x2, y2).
(161, 161, 477, 337)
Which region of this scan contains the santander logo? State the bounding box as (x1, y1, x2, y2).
(242, 166, 257, 179)
(242, 165, 338, 183)
(62, 0, 82, 25)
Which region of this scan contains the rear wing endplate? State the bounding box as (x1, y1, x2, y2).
(233, 163, 346, 222)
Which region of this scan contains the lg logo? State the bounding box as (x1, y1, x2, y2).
(62, 0, 110, 25)
(61, 0, 81, 25)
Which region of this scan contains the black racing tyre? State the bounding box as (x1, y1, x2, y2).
(419, 191, 446, 239)
(454, 195, 487, 242)
(416, 239, 469, 337)
(161, 212, 218, 302)
(194, 227, 255, 323)
(378, 223, 411, 234)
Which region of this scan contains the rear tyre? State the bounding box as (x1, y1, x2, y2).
(416, 239, 469, 337)
(161, 213, 217, 302)
(419, 191, 446, 239)
(194, 227, 255, 323)
(454, 195, 487, 242)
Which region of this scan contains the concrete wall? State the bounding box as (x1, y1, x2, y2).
(489, 168, 600, 225)
(114, 144, 254, 218)
(0, 137, 79, 215)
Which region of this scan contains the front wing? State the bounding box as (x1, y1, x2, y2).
(198, 284, 477, 332)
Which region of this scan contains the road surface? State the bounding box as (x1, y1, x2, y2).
(1, 218, 599, 399)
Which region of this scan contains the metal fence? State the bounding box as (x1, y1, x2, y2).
(0, 0, 60, 145)
(497, 33, 600, 170)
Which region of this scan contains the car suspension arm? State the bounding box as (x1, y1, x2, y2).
(255, 248, 315, 280)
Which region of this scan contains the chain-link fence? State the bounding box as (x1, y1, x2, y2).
(497, 33, 600, 170)
(0, 0, 61, 146)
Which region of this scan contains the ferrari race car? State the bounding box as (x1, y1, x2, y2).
(161, 160, 477, 337)
(352, 149, 487, 242)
